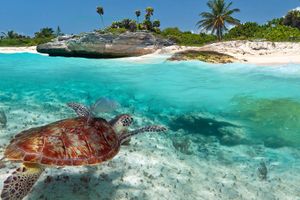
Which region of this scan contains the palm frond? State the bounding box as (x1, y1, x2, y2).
(196, 0, 240, 40)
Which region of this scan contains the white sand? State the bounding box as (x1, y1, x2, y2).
(158, 41, 300, 65)
(0, 46, 37, 54)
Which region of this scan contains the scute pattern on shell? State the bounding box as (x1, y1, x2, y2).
(4, 117, 120, 166)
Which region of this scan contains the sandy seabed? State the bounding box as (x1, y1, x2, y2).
(0, 104, 299, 200)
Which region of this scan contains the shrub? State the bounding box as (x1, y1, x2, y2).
(34, 28, 55, 38)
(102, 27, 127, 34)
(160, 27, 217, 46)
(225, 22, 261, 39)
(255, 25, 300, 41)
(283, 10, 300, 29)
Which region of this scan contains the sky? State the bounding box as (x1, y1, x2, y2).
(0, 0, 299, 36)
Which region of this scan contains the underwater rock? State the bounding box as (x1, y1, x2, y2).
(0, 109, 7, 128)
(37, 32, 174, 58)
(168, 114, 237, 136)
(168, 113, 247, 146)
(168, 50, 236, 63)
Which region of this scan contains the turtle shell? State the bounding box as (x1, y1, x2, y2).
(4, 117, 120, 166)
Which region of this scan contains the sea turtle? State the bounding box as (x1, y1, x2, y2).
(0, 101, 166, 200)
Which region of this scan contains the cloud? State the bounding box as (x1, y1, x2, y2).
(291, 7, 300, 11)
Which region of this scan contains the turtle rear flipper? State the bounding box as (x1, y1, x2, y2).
(1, 163, 44, 200)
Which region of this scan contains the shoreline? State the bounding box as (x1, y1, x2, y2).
(1, 41, 300, 65)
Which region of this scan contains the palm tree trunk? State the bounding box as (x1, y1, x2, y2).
(217, 28, 221, 41)
(100, 16, 105, 29)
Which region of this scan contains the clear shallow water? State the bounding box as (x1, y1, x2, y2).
(1, 53, 300, 146)
(0, 53, 300, 199)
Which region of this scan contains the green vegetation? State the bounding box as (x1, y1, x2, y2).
(0, 28, 58, 47)
(283, 10, 300, 29)
(224, 9, 300, 41)
(197, 0, 240, 40)
(160, 27, 216, 46)
(225, 22, 300, 42)
(96, 4, 300, 44)
(100, 6, 161, 33)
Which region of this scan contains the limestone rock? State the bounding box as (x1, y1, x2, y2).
(168, 50, 236, 63)
(37, 32, 173, 58)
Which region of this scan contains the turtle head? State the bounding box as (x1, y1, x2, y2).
(109, 114, 133, 134)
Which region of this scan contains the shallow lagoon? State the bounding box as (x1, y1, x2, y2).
(0, 53, 299, 199)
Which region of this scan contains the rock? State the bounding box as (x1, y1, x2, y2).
(168, 50, 236, 63)
(37, 32, 174, 58)
(0, 109, 7, 128)
(168, 113, 238, 137)
(168, 113, 250, 146)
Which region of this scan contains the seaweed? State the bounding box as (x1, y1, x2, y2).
(231, 96, 300, 147)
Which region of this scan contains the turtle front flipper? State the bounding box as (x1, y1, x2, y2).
(119, 125, 167, 144)
(67, 102, 91, 117)
(1, 163, 44, 200)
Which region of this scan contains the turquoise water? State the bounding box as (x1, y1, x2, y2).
(1, 53, 300, 146)
(1, 53, 300, 199)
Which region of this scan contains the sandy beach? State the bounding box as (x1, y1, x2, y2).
(158, 41, 300, 65)
(0, 46, 37, 54)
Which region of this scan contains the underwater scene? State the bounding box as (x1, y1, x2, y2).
(0, 53, 300, 200)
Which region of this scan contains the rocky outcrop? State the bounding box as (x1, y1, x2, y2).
(168, 50, 236, 63)
(37, 32, 173, 58)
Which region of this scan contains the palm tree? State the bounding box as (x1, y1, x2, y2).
(145, 7, 154, 21)
(153, 20, 161, 28)
(197, 0, 240, 40)
(135, 10, 141, 23)
(283, 10, 300, 29)
(96, 6, 105, 28)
